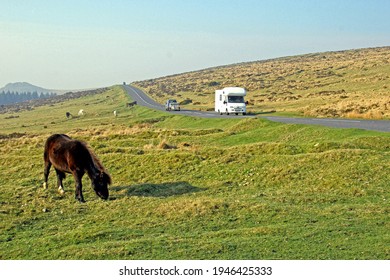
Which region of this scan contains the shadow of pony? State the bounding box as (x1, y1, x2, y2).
(110, 181, 204, 199)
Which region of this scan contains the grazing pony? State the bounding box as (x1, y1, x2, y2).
(66, 112, 72, 119)
(78, 109, 85, 116)
(43, 134, 111, 202)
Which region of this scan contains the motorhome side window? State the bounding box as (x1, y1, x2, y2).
(219, 95, 222, 101)
(228, 96, 244, 103)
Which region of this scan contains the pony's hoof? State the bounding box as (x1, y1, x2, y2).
(76, 196, 86, 203)
(58, 187, 65, 195)
(43, 182, 48, 189)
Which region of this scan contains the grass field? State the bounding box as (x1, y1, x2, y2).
(0, 86, 389, 260)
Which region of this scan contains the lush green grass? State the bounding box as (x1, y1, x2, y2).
(0, 86, 389, 259)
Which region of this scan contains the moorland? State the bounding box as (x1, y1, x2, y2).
(0, 48, 390, 260)
(0, 47, 389, 259)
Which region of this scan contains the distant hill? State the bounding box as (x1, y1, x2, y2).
(0, 82, 57, 94)
(133, 47, 390, 119)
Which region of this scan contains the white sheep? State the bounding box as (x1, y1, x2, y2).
(78, 109, 85, 116)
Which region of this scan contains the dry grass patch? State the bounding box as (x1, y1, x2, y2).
(143, 139, 177, 150)
(133, 47, 390, 119)
(304, 96, 390, 119)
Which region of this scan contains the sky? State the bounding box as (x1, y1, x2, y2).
(1, 0, 390, 90)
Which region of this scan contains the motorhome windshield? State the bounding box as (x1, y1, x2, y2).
(228, 96, 244, 103)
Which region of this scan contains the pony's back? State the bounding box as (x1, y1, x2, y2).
(45, 134, 97, 172)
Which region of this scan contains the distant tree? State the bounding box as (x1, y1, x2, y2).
(10, 92, 16, 103)
(40, 92, 47, 99)
(0, 91, 5, 105)
(26, 92, 32, 101)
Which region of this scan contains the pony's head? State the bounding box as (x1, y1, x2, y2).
(92, 171, 111, 200)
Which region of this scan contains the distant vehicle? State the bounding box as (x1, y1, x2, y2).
(165, 99, 180, 111)
(215, 87, 247, 115)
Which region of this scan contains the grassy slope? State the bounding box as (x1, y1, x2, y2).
(133, 47, 390, 119)
(0, 86, 389, 260)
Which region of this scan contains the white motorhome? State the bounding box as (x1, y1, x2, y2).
(215, 87, 247, 115)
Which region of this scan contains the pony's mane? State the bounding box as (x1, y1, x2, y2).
(78, 139, 112, 184)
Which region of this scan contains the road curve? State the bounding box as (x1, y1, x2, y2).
(124, 85, 248, 119)
(123, 85, 390, 132)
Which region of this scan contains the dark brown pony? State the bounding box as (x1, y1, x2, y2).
(43, 134, 111, 202)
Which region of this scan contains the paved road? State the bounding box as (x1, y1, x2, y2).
(123, 85, 390, 132)
(124, 85, 248, 119)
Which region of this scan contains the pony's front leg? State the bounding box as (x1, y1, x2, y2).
(73, 171, 85, 203)
(75, 182, 85, 203)
(55, 169, 66, 195)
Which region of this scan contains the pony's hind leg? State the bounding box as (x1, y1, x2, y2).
(43, 161, 51, 189)
(55, 169, 66, 195)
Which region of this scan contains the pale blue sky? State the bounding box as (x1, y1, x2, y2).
(1, 0, 389, 89)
